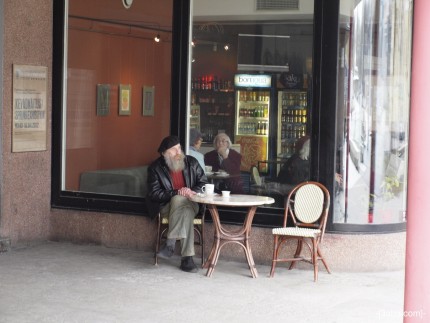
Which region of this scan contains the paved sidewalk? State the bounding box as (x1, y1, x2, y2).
(0, 242, 405, 323)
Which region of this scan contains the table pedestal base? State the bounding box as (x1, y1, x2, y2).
(203, 205, 259, 278)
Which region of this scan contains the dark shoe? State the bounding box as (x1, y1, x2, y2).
(157, 244, 174, 259)
(180, 256, 198, 273)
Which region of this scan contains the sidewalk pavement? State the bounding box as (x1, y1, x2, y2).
(0, 242, 405, 323)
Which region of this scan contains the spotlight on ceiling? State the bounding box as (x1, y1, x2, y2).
(224, 44, 230, 51)
(154, 34, 160, 42)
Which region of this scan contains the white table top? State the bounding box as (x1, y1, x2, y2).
(189, 194, 275, 207)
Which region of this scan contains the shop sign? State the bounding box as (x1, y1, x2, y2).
(12, 64, 48, 152)
(234, 74, 271, 88)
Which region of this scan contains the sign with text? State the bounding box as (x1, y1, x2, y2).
(234, 74, 271, 88)
(12, 65, 48, 152)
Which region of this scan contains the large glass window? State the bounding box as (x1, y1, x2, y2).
(188, 0, 315, 209)
(61, 0, 173, 197)
(334, 0, 413, 225)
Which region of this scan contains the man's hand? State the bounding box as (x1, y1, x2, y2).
(178, 187, 196, 198)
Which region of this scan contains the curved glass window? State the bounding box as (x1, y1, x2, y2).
(334, 0, 413, 225)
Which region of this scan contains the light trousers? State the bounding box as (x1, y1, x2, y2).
(160, 195, 199, 257)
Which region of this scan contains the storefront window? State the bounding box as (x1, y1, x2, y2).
(62, 0, 173, 196)
(188, 0, 314, 208)
(334, 0, 413, 224)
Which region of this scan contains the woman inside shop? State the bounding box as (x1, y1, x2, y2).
(204, 133, 244, 193)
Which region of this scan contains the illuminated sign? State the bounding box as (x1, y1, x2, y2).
(234, 74, 271, 88)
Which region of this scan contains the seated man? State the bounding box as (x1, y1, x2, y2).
(204, 133, 244, 193)
(277, 136, 310, 185)
(188, 128, 206, 171)
(147, 135, 207, 273)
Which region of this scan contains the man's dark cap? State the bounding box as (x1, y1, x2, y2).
(158, 135, 180, 154)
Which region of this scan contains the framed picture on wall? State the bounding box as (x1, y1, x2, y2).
(119, 84, 131, 115)
(96, 84, 110, 116)
(142, 86, 155, 116)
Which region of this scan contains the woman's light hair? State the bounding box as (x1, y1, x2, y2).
(213, 133, 232, 148)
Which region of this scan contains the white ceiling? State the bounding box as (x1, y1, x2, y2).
(192, 0, 314, 22)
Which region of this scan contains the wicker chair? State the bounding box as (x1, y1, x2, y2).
(270, 181, 331, 281)
(154, 210, 206, 266)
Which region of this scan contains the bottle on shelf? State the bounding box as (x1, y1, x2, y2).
(263, 106, 268, 118)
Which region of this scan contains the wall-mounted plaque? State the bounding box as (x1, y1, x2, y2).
(12, 64, 48, 152)
(142, 86, 154, 116)
(119, 84, 131, 116)
(96, 84, 110, 116)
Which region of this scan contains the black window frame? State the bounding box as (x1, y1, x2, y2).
(51, 0, 191, 216)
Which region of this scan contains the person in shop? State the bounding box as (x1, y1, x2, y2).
(188, 128, 206, 171)
(146, 135, 207, 273)
(277, 135, 310, 185)
(277, 135, 343, 190)
(204, 133, 244, 193)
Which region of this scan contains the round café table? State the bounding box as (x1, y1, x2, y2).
(189, 194, 275, 278)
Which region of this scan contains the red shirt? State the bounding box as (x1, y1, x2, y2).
(170, 170, 185, 190)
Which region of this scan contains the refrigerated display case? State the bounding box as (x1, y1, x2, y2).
(234, 88, 271, 172)
(277, 90, 309, 159)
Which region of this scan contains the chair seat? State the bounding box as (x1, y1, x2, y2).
(272, 227, 321, 238)
(161, 217, 202, 225)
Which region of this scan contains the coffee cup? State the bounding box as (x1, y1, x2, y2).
(202, 183, 215, 195)
(221, 190, 230, 198)
(205, 165, 213, 173)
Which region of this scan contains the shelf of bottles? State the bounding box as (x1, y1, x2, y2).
(191, 74, 235, 143)
(189, 105, 200, 131)
(278, 90, 308, 157)
(236, 90, 270, 136)
(191, 74, 234, 92)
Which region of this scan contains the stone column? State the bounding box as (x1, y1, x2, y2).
(404, 0, 430, 321)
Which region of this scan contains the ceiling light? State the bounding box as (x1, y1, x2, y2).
(154, 34, 160, 42)
(224, 44, 230, 51)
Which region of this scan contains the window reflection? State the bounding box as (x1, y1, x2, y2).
(64, 0, 173, 196)
(189, 1, 314, 207)
(334, 0, 413, 224)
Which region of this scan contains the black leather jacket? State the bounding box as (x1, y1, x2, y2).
(146, 155, 208, 218)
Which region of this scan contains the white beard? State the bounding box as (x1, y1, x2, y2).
(164, 153, 185, 172)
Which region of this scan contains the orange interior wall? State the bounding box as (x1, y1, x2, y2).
(64, 0, 173, 190)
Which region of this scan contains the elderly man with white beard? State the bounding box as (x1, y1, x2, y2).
(146, 135, 208, 273)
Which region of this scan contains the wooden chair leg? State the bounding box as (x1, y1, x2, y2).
(289, 239, 303, 270)
(270, 235, 279, 277)
(154, 214, 161, 266)
(317, 245, 331, 274)
(312, 238, 318, 282)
